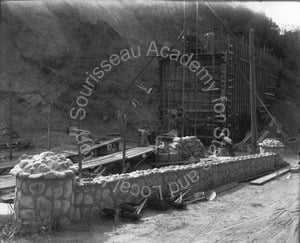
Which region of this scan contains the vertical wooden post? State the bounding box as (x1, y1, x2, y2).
(47, 104, 52, 151)
(77, 117, 82, 176)
(194, 0, 199, 137)
(9, 83, 12, 160)
(211, 32, 215, 79)
(119, 111, 127, 173)
(181, 0, 186, 137)
(122, 127, 127, 172)
(122, 114, 127, 173)
(249, 29, 257, 153)
(159, 59, 165, 126)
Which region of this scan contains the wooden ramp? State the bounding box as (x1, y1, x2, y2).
(78, 146, 155, 170)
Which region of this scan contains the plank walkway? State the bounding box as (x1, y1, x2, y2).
(78, 145, 155, 170)
(0, 146, 155, 191)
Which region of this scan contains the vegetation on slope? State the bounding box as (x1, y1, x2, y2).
(0, 1, 299, 147)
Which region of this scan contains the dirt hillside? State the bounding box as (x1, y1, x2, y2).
(1, 0, 299, 149)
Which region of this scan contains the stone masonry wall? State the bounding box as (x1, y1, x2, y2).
(73, 153, 285, 221)
(14, 153, 285, 226)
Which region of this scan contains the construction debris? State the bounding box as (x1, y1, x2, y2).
(147, 198, 171, 211)
(163, 197, 187, 210)
(103, 199, 147, 221)
(174, 189, 216, 205)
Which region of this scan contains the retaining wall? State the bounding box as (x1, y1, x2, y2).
(14, 153, 285, 227)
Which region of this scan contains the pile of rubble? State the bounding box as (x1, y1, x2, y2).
(169, 136, 206, 160)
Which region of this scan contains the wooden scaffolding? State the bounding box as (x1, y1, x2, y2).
(159, 34, 280, 144)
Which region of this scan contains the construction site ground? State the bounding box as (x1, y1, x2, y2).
(0, 147, 299, 243)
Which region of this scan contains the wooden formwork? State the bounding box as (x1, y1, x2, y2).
(159, 34, 280, 144)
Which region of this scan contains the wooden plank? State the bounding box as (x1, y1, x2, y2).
(0, 175, 16, 190)
(79, 146, 155, 169)
(250, 167, 290, 185)
(239, 168, 276, 182)
(236, 131, 251, 145)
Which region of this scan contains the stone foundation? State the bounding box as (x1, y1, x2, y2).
(14, 153, 286, 226)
